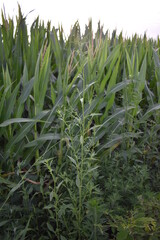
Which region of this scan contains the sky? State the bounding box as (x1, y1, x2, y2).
(0, 0, 160, 39)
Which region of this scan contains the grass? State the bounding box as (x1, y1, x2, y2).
(0, 5, 160, 239)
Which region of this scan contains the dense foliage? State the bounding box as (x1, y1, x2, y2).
(0, 6, 160, 239)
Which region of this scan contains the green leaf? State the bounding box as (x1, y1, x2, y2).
(66, 59, 87, 94)
(0, 118, 38, 127)
(60, 236, 67, 240)
(137, 54, 146, 92)
(106, 80, 131, 98)
(33, 46, 42, 114)
(47, 222, 55, 233)
(68, 156, 77, 166)
(96, 107, 134, 133)
(44, 204, 54, 210)
(141, 104, 160, 120)
(100, 45, 120, 92)
(0, 176, 16, 188)
(5, 110, 49, 152)
(19, 77, 34, 103)
(98, 44, 120, 84)
(0, 220, 10, 227)
(117, 227, 129, 240)
(125, 49, 133, 78)
(25, 133, 61, 147)
(50, 28, 62, 68)
(51, 83, 56, 105)
(153, 49, 160, 101)
(0, 85, 11, 117)
(38, 44, 51, 112)
(97, 135, 122, 153)
(4, 83, 20, 120)
(102, 55, 121, 117)
(20, 216, 32, 240)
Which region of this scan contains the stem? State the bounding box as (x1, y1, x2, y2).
(94, 207, 97, 240)
(58, 108, 65, 166)
(34, 123, 39, 160)
(78, 74, 85, 240)
(34, 106, 40, 173)
(8, 124, 14, 171)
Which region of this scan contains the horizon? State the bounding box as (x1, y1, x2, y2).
(0, 0, 160, 39)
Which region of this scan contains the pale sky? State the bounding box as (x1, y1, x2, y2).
(0, 0, 160, 39)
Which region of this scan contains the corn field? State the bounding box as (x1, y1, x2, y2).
(0, 6, 160, 240)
